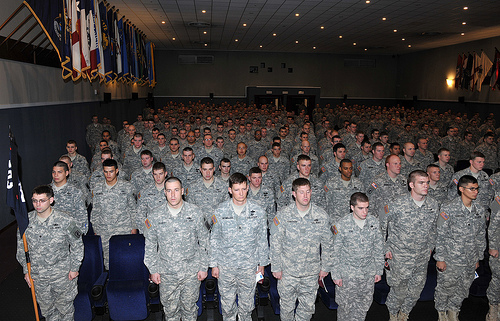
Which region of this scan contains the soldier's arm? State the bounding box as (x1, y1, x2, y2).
(372, 219, 385, 278)
(126, 186, 139, 233)
(330, 221, 343, 281)
(16, 228, 28, 274)
(319, 214, 335, 273)
(143, 218, 160, 276)
(476, 207, 488, 263)
(74, 189, 89, 234)
(68, 220, 84, 273)
(434, 207, 450, 263)
(209, 210, 222, 269)
(257, 208, 270, 267)
(489, 211, 500, 257)
(195, 208, 210, 274)
(269, 211, 284, 273)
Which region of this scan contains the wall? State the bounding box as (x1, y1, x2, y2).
(154, 50, 398, 99)
(397, 36, 500, 103)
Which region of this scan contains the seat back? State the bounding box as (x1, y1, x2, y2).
(108, 234, 148, 281)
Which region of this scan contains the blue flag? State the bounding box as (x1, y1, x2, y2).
(6, 131, 29, 237)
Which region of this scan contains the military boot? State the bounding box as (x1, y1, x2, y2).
(438, 311, 449, 321)
(398, 311, 409, 321)
(447, 310, 459, 321)
(389, 313, 398, 321)
(486, 303, 498, 321)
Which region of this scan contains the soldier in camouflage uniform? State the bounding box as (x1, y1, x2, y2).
(162, 138, 182, 176)
(50, 161, 88, 233)
(17, 185, 83, 321)
(137, 162, 168, 223)
(230, 142, 255, 175)
(210, 173, 270, 321)
(91, 159, 138, 268)
(440, 127, 461, 167)
(487, 206, 500, 321)
(270, 178, 334, 321)
(324, 159, 363, 224)
(86, 115, 104, 150)
(319, 143, 347, 183)
(366, 155, 408, 219)
(58, 155, 91, 207)
(143, 177, 209, 321)
(399, 142, 423, 178)
(150, 133, 169, 163)
(217, 158, 232, 182)
(185, 157, 229, 224)
(358, 142, 386, 190)
(290, 140, 320, 176)
(196, 134, 224, 170)
(414, 138, 435, 168)
(475, 132, 498, 173)
(122, 133, 147, 179)
(267, 143, 290, 183)
(247, 167, 276, 225)
(435, 148, 455, 186)
(172, 147, 201, 192)
(278, 155, 325, 211)
(331, 192, 384, 321)
(435, 175, 486, 321)
(448, 151, 493, 211)
(64, 140, 90, 179)
(426, 164, 449, 205)
(130, 150, 155, 196)
(382, 170, 440, 321)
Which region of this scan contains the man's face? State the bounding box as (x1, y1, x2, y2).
(158, 136, 167, 147)
(137, 115, 143, 122)
(204, 135, 214, 147)
(380, 135, 389, 143)
(99, 142, 109, 150)
(249, 173, 262, 189)
(266, 119, 272, 127)
(403, 143, 416, 157)
(217, 125, 224, 133)
(417, 139, 428, 151)
(303, 125, 311, 134)
(292, 184, 311, 208)
(470, 157, 485, 171)
(170, 140, 180, 152)
(153, 169, 167, 185)
(361, 143, 372, 154)
(171, 128, 178, 136)
(432, 128, 440, 136)
(237, 143, 247, 156)
(349, 124, 357, 133)
(101, 154, 112, 163)
(272, 146, 281, 157)
(32, 193, 53, 214)
(165, 180, 184, 208)
(373, 146, 385, 161)
(390, 145, 401, 155)
(206, 117, 212, 124)
(246, 123, 252, 132)
(339, 162, 353, 180)
(152, 130, 159, 139)
(132, 136, 143, 148)
(194, 129, 201, 138)
(279, 129, 287, 137)
(52, 166, 68, 184)
(427, 167, 441, 182)
(465, 134, 473, 142)
(229, 131, 236, 140)
(301, 141, 311, 154)
(410, 175, 430, 197)
(334, 148, 346, 161)
(351, 201, 369, 220)
(297, 160, 312, 177)
(460, 182, 479, 201)
(258, 157, 269, 172)
(356, 133, 364, 143)
(486, 136, 495, 145)
(103, 166, 118, 183)
(216, 138, 224, 149)
(229, 182, 248, 204)
(386, 156, 401, 176)
(239, 125, 246, 134)
(102, 132, 111, 141)
(92, 116, 98, 124)
(438, 151, 451, 163)
(187, 132, 196, 144)
(219, 161, 231, 175)
(182, 151, 195, 165)
(254, 131, 262, 141)
(141, 154, 153, 169)
(179, 130, 187, 139)
(66, 143, 77, 155)
(261, 128, 268, 137)
(200, 163, 215, 181)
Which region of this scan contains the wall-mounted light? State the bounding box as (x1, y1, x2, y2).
(446, 78, 454, 87)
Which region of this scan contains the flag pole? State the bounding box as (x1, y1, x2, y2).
(22, 233, 40, 321)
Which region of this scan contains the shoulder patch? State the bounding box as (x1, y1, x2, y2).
(280, 185, 284, 193)
(321, 167, 326, 173)
(185, 187, 189, 195)
(357, 165, 362, 172)
(211, 214, 218, 225)
(324, 185, 329, 192)
(137, 192, 141, 199)
(68, 223, 83, 239)
(371, 182, 378, 189)
(384, 205, 389, 214)
(490, 179, 494, 186)
(330, 225, 338, 235)
(440, 211, 449, 221)
(273, 216, 280, 226)
(453, 178, 459, 185)
(145, 218, 151, 229)
(495, 196, 500, 206)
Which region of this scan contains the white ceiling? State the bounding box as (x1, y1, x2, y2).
(98, 0, 500, 54)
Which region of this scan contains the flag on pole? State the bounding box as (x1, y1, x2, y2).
(491, 48, 500, 90)
(7, 130, 28, 237)
(70, 0, 82, 81)
(94, 0, 105, 80)
(118, 17, 129, 81)
(113, 11, 122, 80)
(455, 54, 463, 89)
(88, 0, 101, 80)
(476, 51, 493, 92)
(79, 0, 91, 79)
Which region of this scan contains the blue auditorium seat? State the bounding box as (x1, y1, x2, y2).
(318, 273, 338, 309)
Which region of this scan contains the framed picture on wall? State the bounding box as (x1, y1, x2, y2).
(250, 66, 259, 73)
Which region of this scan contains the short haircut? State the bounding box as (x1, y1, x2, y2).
(182, 147, 194, 153)
(152, 162, 166, 172)
(408, 170, 428, 191)
(340, 159, 352, 167)
(350, 192, 369, 207)
(292, 178, 311, 192)
(133, 133, 143, 139)
(229, 173, 248, 188)
(426, 164, 440, 171)
(165, 176, 182, 188)
(102, 159, 118, 169)
(249, 167, 262, 176)
(157, 133, 166, 139)
(437, 148, 449, 155)
(67, 140, 77, 146)
(458, 175, 478, 195)
(272, 142, 281, 148)
(33, 185, 54, 198)
(380, 131, 388, 137)
(385, 154, 399, 166)
(140, 150, 153, 158)
(333, 143, 346, 153)
(297, 154, 311, 163)
(170, 137, 179, 144)
(200, 157, 214, 167)
(389, 142, 400, 149)
(101, 149, 113, 157)
(470, 151, 485, 161)
(484, 132, 495, 139)
(220, 158, 230, 165)
(58, 155, 71, 163)
(53, 161, 69, 172)
(372, 142, 384, 150)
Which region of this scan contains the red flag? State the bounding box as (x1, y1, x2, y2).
(70, 0, 81, 81)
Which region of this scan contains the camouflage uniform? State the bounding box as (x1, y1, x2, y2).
(488, 208, 500, 306)
(261, 172, 280, 196)
(67, 171, 90, 206)
(89, 162, 127, 190)
(122, 146, 147, 179)
(434, 161, 455, 187)
(427, 181, 449, 206)
(65, 153, 90, 179)
(270, 203, 334, 321)
(382, 194, 440, 316)
(475, 142, 498, 171)
(434, 197, 487, 313)
(247, 185, 276, 225)
(351, 152, 371, 177)
(366, 172, 408, 220)
(86, 123, 104, 150)
(150, 145, 170, 163)
(268, 156, 290, 183)
(209, 199, 270, 321)
(460, 141, 476, 161)
(130, 167, 155, 195)
(172, 164, 201, 192)
(196, 147, 224, 170)
(414, 149, 435, 168)
(358, 158, 386, 191)
(91, 180, 138, 268)
(277, 173, 325, 211)
(247, 140, 268, 162)
(331, 214, 384, 321)
(16, 209, 83, 321)
(162, 154, 182, 176)
(399, 155, 423, 178)
(50, 182, 88, 233)
(490, 172, 500, 195)
(143, 202, 209, 321)
(319, 159, 341, 183)
(290, 153, 320, 177)
(137, 185, 166, 223)
(229, 155, 255, 175)
(185, 177, 229, 222)
(324, 175, 363, 224)
(448, 167, 493, 211)
(440, 136, 461, 166)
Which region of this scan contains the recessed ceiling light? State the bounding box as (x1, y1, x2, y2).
(203, 31, 207, 34)
(295, 13, 300, 17)
(366, 0, 370, 3)
(204, 43, 208, 46)
(462, 22, 467, 25)
(461, 32, 465, 36)
(353, 42, 357, 46)
(339, 35, 343, 39)
(201, 10, 206, 13)
(295, 40, 299, 44)
(402, 38, 405, 41)
(393, 29, 397, 32)
(313, 46, 316, 49)
(408, 44, 412, 48)
(273, 33, 277, 36)
(320, 26, 325, 29)
(259, 45, 263, 48)
(365, 48, 368, 51)
(172, 37, 176, 40)
(161, 21, 166, 24)
(382, 17, 387, 21)
(235, 39, 238, 42)
(463, 6, 468, 10)
(243, 23, 247, 27)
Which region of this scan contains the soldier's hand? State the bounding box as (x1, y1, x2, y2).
(68, 271, 79, 280)
(24, 273, 31, 288)
(385, 251, 393, 260)
(490, 249, 499, 258)
(131, 229, 138, 234)
(150, 273, 161, 284)
(475, 262, 480, 270)
(375, 275, 382, 283)
(333, 279, 343, 287)
(318, 270, 328, 279)
(257, 266, 265, 275)
(212, 267, 220, 279)
(436, 261, 446, 272)
(272, 271, 282, 280)
(197, 271, 208, 281)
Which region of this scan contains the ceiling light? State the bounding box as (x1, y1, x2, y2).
(339, 35, 343, 38)
(353, 42, 357, 46)
(463, 6, 468, 10)
(201, 10, 206, 13)
(461, 32, 465, 36)
(273, 33, 277, 36)
(365, 48, 368, 51)
(243, 23, 247, 27)
(161, 21, 166, 24)
(295, 40, 299, 44)
(382, 17, 387, 21)
(203, 31, 207, 34)
(204, 43, 207, 47)
(408, 44, 412, 48)
(172, 37, 176, 40)
(235, 39, 238, 42)
(446, 78, 454, 87)
(259, 45, 263, 48)
(313, 46, 316, 49)
(366, 0, 370, 3)
(402, 38, 405, 41)
(320, 26, 325, 29)
(462, 22, 467, 25)
(393, 29, 397, 32)
(295, 13, 300, 17)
